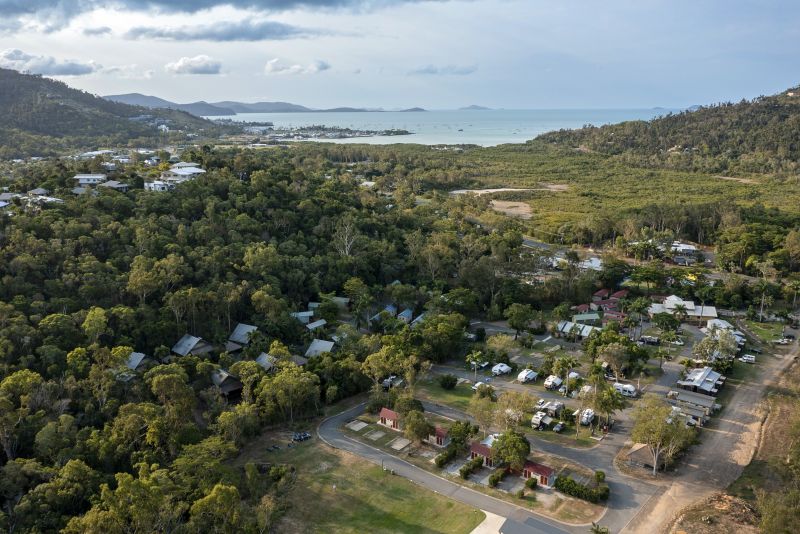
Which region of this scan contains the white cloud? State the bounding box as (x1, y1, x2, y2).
(164, 55, 222, 74)
(408, 64, 477, 76)
(264, 58, 330, 75)
(102, 64, 155, 79)
(0, 48, 99, 75)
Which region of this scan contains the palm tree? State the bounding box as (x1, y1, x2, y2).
(789, 279, 800, 312)
(556, 355, 579, 396)
(672, 303, 688, 324)
(659, 330, 677, 369)
(465, 350, 484, 383)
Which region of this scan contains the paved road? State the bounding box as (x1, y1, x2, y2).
(318, 403, 578, 534)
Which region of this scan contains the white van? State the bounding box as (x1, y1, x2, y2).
(613, 382, 637, 398)
(544, 375, 563, 390)
(518, 369, 538, 383)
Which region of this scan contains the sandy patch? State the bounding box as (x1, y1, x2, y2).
(346, 420, 368, 432)
(716, 176, 758, 185)
(490, 200, 532, 220)
(470, 511, 506, 534)
(450, 184, 568, 195)
(389, 437, 411, 450)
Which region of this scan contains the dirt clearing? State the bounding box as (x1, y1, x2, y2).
(490, 200, 532, 219)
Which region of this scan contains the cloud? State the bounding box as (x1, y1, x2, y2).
(83, 26, 112, 36)
(102, 64, 155, 79)
(125, 19, 318, 41)
(164, 55, 222, 74)
(265, 58, 331, 75)
(408, 64, 477, 76)
(0, 0, 439, 32)
(0, 48, 99, 75)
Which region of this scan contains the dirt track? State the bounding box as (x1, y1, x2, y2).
(622, 343, 798, 533)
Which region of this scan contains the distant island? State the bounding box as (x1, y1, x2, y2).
(459, 105, 492, 111)
(104, 93, 427, 117)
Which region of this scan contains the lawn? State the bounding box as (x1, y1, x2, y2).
(744, 320, 785, 342)
(417, 378, 476, 411)
(237, 438, 485, 534)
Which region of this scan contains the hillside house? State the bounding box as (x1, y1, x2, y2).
(97, 180, 129, 192)
(211, 369, 243, 397)
(172, 334, 214, 357)
(73, 173, 107, 186)
(226, 323, 258, 352)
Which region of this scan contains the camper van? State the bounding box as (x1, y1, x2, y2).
(544, 375, 563, 390)
(518, 369, 538, 383)
(613, 382, 637, 397)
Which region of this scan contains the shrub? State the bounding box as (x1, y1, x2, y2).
(394, 396, 424, 415)
(435, 445, 458, 468)
(525, 477, 538, 490)
(438, 374, 458, 390)
(516, 489, 525, 499)
(460, 456, 484, 479)
(488, 467, 507, 488)
(554, 475, 610, 503)
(595, 470, 606, 483)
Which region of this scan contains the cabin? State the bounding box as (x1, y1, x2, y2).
(378, 407, 400, 430)
(676, 367, 725, 396)
(305, 339, 334, 358)
(255, 352, 277, 372)
(592, 289, 612, 301)
(211, 369, 243, 397)
(226, 323, 258, 352)
(623, 443, 665, 470)
(306, 319, 327, 331)
(398, 308, 413, 323)
(426, 426, 450, 448)
(290, 311, 314, 324)
(521, 460, 555, 488)
(610, 289, 629, 300)
(172, 334, 214, 357)
(469, 434, 498, 467)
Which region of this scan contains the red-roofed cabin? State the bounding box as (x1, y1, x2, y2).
(574, 303, 591, 313)
(426, 426, 450, 448)
(470, 442, 494, 467)
(610, 289, 629, 300)
(378, 407, 400, 430)
(603, 311, 627, 323)
(592, 289, 612, 301)
(522, 460, 555, 488)
(590, 299, 619, 312)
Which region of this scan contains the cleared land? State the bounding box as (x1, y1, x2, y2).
(490, 200, 533, 219)
(235, 432, 484, 534)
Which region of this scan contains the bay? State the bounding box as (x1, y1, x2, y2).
(210, 108, 674, 146)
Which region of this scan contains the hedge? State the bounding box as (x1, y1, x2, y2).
(554, 475, 610, 503)
(488, 468, 507, 488)
(435, 445, 458, 468)
(459, 457, 484, 479)
(525, 477, 538, 490)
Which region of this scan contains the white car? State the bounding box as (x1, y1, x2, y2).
(471, 381, 486, 391)
(670, 338, 685, 346)
(580, 408, 595, 426)
(739, 354, 756, 364)
(492, 363, 512, 376)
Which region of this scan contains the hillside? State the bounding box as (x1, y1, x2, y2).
(212, 100, 312, 113)
(537, 87, 800, 175)
(105, 93, 235, 116)
(0, 69, 223, 158)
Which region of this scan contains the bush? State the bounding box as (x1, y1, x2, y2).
(516, 489, 525, 499)
(435, 445, 458, 468)
(525, 477, 538, 490)
(394, 396, 424, 415)
(595, 470, 606, 483)
(438, 374, 458, 390)
(488, 467, 506, 488)
(554, 475, 610, 503)
(459, 456, 484, 479)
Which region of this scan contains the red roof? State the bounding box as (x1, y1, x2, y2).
(610, 289, 629, 300)
(379, 407, 399, 420)
(435, 426, 448, 439)
(523, 460, 554, 478)
(593, 289, 611, 297)
(594, 299, 618, 308)
(575, 304, 591, 313)
(603, 311, 626, 319)
(470, 442, 492, 458)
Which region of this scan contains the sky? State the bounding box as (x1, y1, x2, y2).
(0, 0, 799, 109)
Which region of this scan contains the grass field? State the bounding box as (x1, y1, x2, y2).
(236, 437, 484, 534)
(744, 320, 785, 342)
(417, 379, 475, 411)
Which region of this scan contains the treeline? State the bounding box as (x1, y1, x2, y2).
(537, 89, 800, 175)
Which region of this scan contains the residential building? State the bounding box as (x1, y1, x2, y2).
(521, 460, 555, 487)
(306, 319, 327, 331)
(470, 434, 498, 467)
(398, 308, 413, 323)
(676, 367, 726, 396)
(255, 352, 277, 372)
(211, 369, 243, 397)
(426, 427, 450, 448)
(226, 323, 258, 353)
(144, 180, 175, 192)
(556, 320, 601, 340)
(97, 180, 129, 192)
(378, 407, 400, 430)
(171, 334, 214, 357)
(572, 312, 601, 324)
(648, 295, 717, 322)
(73, 173, 107, 186)
(592, 289, 612, 301)
(290, 311, 314, 324)
(305, 339, 334, 358)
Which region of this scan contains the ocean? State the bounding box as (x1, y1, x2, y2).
(210, 108, 673, 146)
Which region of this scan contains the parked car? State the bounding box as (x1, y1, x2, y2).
(535, 398, 547, 409)
(552, 421, 565, 433)
(669, 338, 685, 346)
(579, 408, 595, 426)
(639, 335, 660, 346)
(292, 431, 311, 442)
(470, 360, 490, 369)
(471, 381, 486, 391)
(491, 363, 512, 376)
(739, 354, 756, 364)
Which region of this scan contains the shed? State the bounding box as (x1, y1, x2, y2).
(378, 407, 400, 430)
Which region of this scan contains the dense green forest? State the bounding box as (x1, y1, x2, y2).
(538, 88, 800, 175)
(0, 69, 231, 159)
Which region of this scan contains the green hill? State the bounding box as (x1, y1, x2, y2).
(0, 68, 224, 158)
(537, 87, 800, 175)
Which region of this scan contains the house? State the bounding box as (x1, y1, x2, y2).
(556, 320, 601, 340)
(116, 351, 148, 382)
(593, 289, 612, 301)
(579, 257, 603, 271)
(676, 367, 725, 396)
(648, 295, 717, 323)
(161, 166, 206, 182)
(670, 242, 698, 255)
(574, 303, 591, 313)
(590, 299, 619, 312)
(73, 173, 107, 186)
(97, 180, 129, 193)
(255, 352, 277, 372)
(572, 312, 601, 325)
(172, 334, 215, 357)
(622, 443, 665, 470)
(470, 434, 498, 467)
(290, 311, 314, 324)
(306, 319, 327, 331)
(290, 354, 309, 366)
(211, 369, 243, 396)
(0, 192, 17, 202)
(331, 296, 351, 309)
(28, 188, 49, 196)
(426, 426, 450, 448)
(378, 407, 401, 430)
(602, 311, 627, 324)
(305, 339, 334, 358)
(71, 187, 90, 196)
(398, 308, 413, 323)
(144, 180, 175, 192)
(172, 161, 200, 168)
(610, 289, 629, 301)
(0, 200, 10, 212)
(226, 323, 257, 352)
(521, 460, 555, 487)
(410, 313, 426, 328)
(370, 304, 398, 323)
